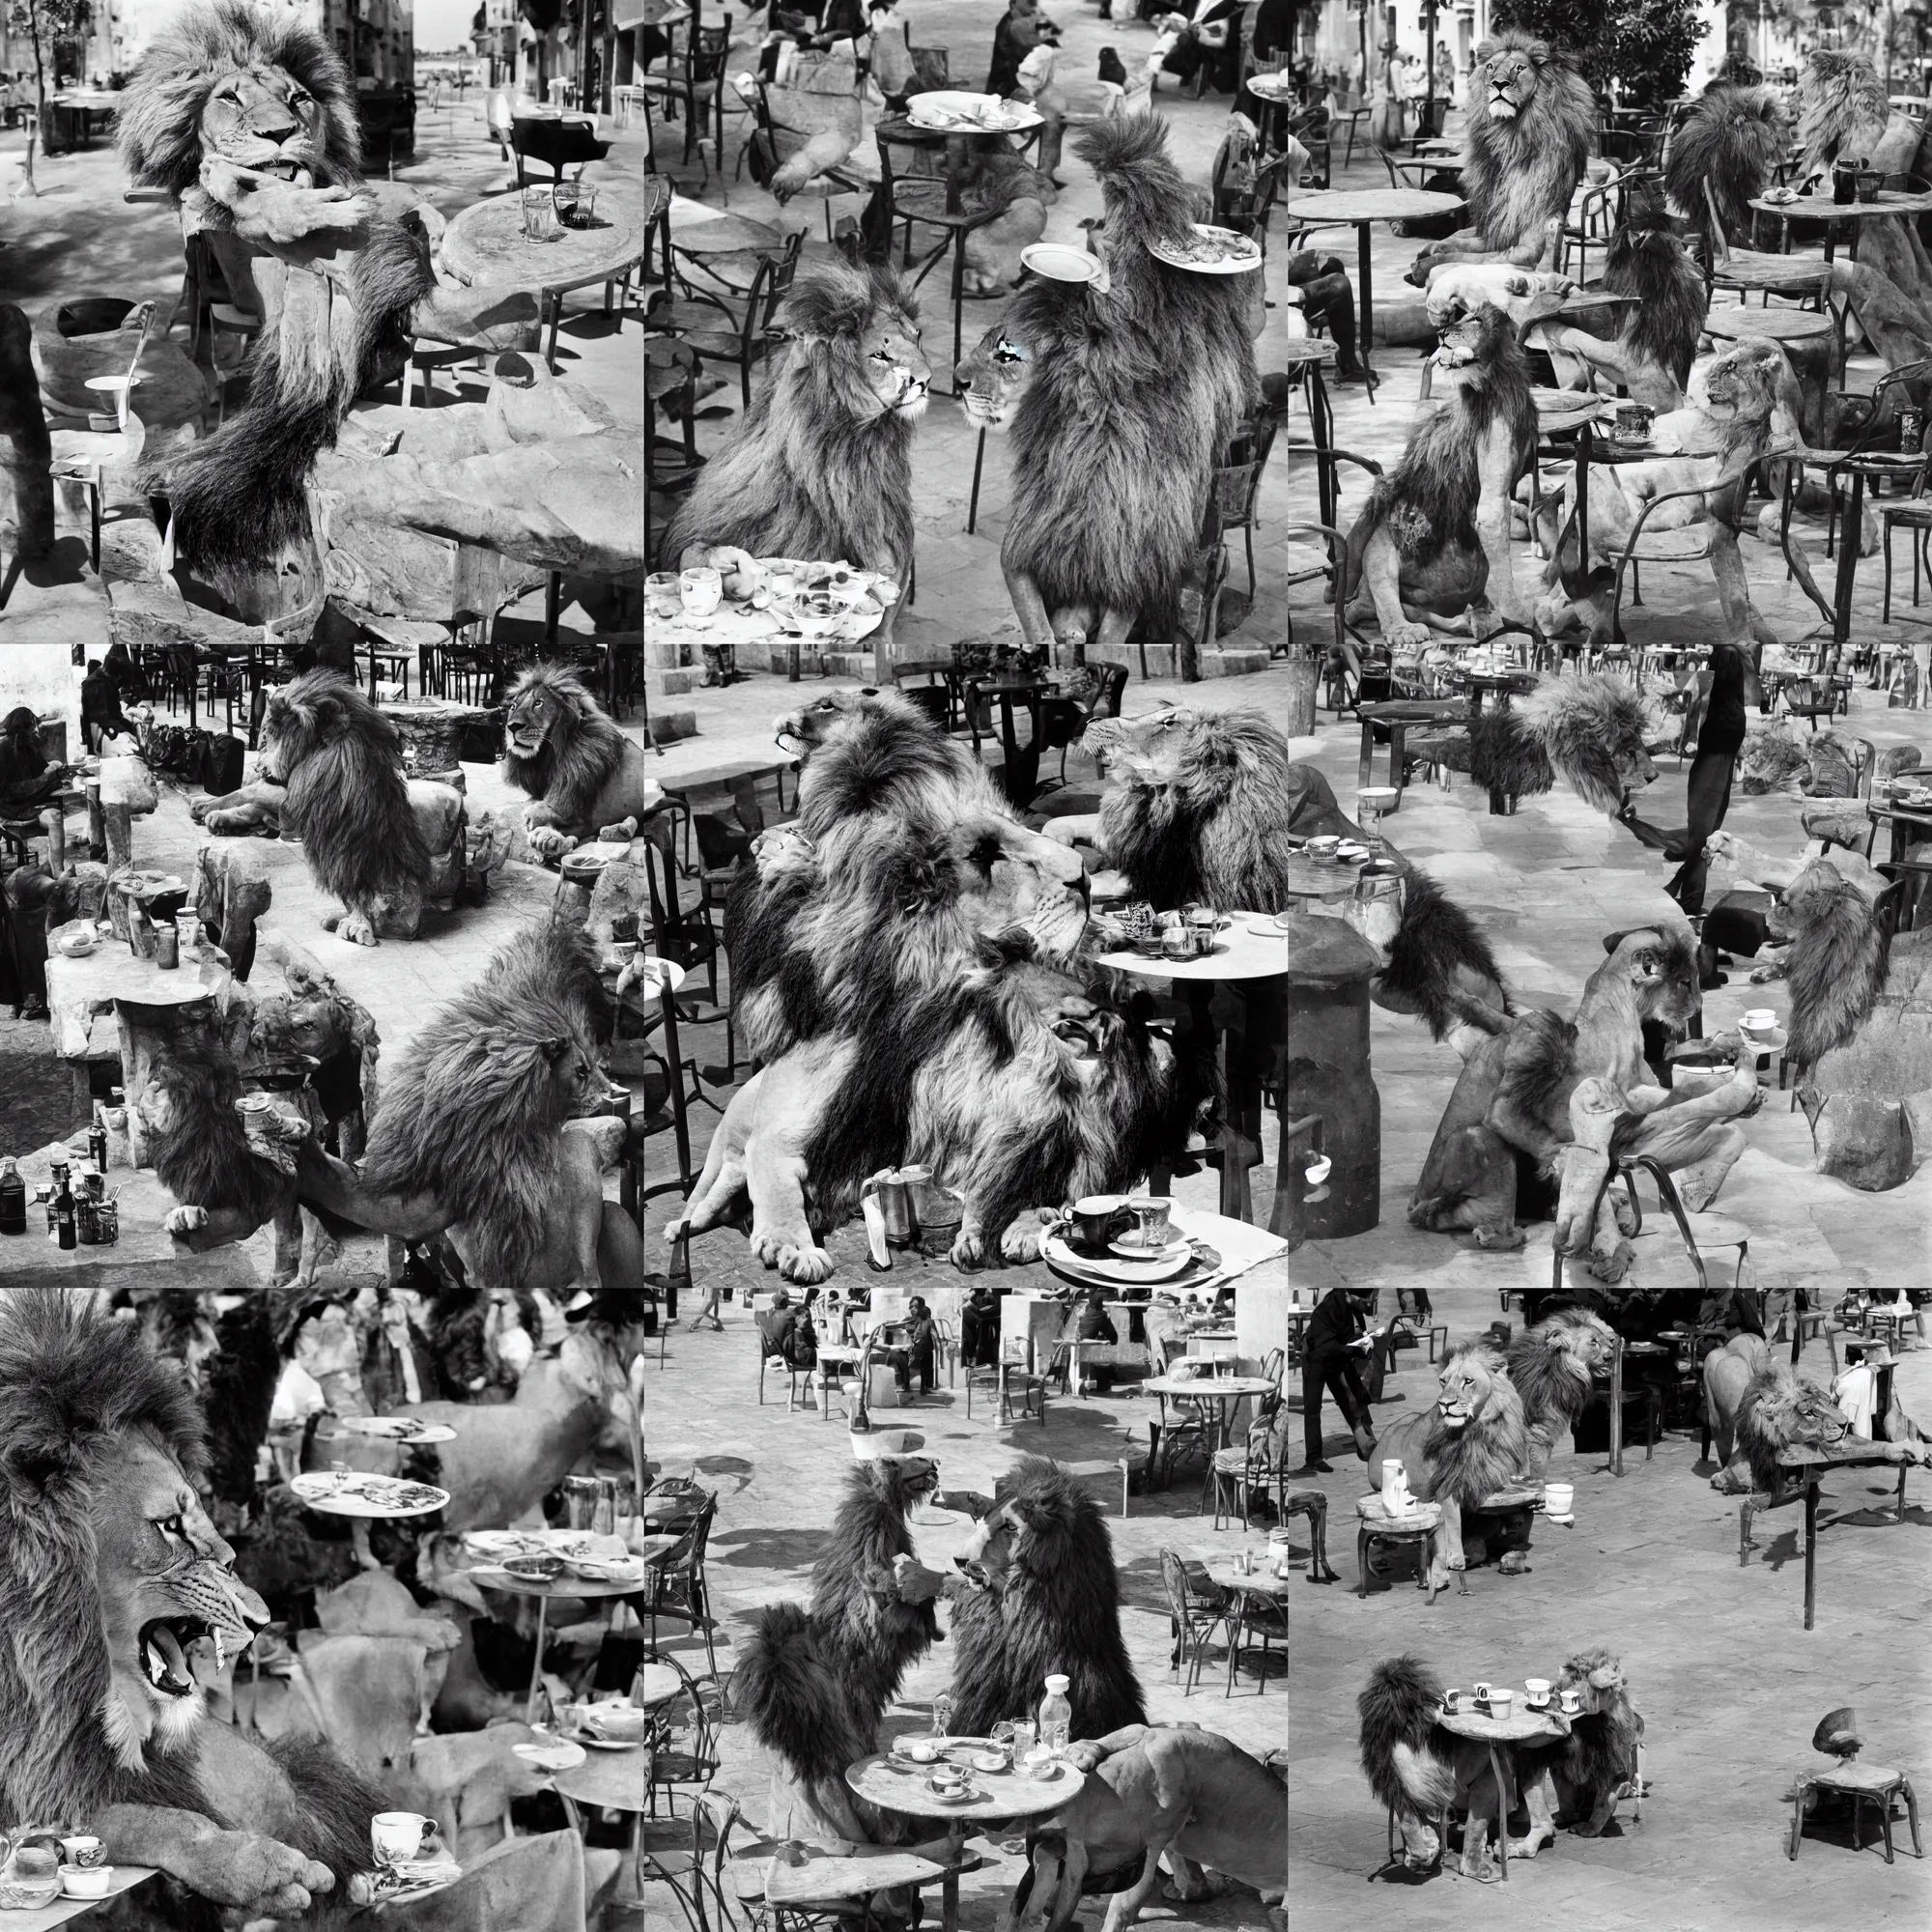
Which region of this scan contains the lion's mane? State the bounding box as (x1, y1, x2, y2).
(1554, 1648, 1642, 1806)
(1512, 675, 1657, 815)
(1603, 197, 1710, 387)
(1734, 1360, 1848, 1494)
(1508, 1307, 1615, 1456)
(265, 671, 434, 913)
(147, 1029, 296, 1237)
(947, 1459, 1147, 1740)
(1425, 1343, 1530, 1506)
(1087, 706, 1300, 913)
(1358, 1655, 1456, 1821)
(122, 3, 431, 574)
(1774, 858, 1892, 1070)
(731, 1462, 938, 1785)
(1664, 83, 1789, 247)
(1796, 47, 1891, 176)
(355, 921, 606, 1283)
(803, 931, 1193, 1242)
(787, 689, 1004, 842)
(499, 662, 634, 828)
(998, 113, 1257, 633)
(666, 261, 921, 582)
(1461, 35, 1598, 257)
(0, 1290, 380, 1890)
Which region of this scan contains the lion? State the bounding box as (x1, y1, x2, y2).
(349, 921, 649, 1303)
(1361, 1650, 1641, 1876)
(1406, 34, 1597, 281)
(256, 669, 464, 946)
(1773, 858, 1932, 1190)
(1534, 337, 1835, 651)
(115, 1, 511, 579)
(668, 930, 1192, 1280)
(731, 1456, 947, 1846)
(1664, 82, 1791, 258)
(944, 1459, 1147, 1740)
(1344, 296, 1538, 646)
(1714, 1355, 1854, 1493)
(956, 113, 1257, 663)
(726, 688, 1088, 1065)
(500, 662, 668, 859)
(1506, 1307, 1617, 1483)
(1003, 1727, 1286, 1932)
(0, 1287, 381, 1918)
(1409, 926, 1709, 1249)
(666, 261, 928, 646)
(1372, 1344, 1532, 1596)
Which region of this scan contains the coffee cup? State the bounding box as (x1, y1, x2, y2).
(1472, 1680, 1492, 1705)
(1441, 1687, 1463, 1713)
(372, 1813, 440, 1868)
(1065, 1194, 1130, 1253)
(59, 1865, 113, 1899)
(1489, 1689, 1514, 1719)
(1306, 836, 1341, 866)
(583, 1702, 648, 1745)
(1740, 1008, 1776, 1038)
(1544, 1482, 1574, 1519)
(60, 1837, 105, 1870)
(1524, 1678, 1551, 1708)
(1559, 1689, 1582, 1715)
(929, 1762, 965, 1789)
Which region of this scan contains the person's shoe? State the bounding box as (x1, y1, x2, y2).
(1296, 1461, 1336, 1475)
(1352, 1423, 1378, 1461)
(1097, 47, 1128, 84)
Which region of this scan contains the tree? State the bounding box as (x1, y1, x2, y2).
(1491, 0, 1707, 109)
(5, 0, 92, 191)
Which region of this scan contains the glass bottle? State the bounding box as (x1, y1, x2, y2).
(54, 1165, 77, 1250)
(1037, 1673, 1072, 1756)
(0, 1157, 25, 1236)
(47, 1159, 70, 1237)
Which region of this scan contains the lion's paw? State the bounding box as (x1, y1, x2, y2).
(950, 1227, 992, 1270)
(663, 1218, 688, 1245)
(778, 1240, 835, 1285)
(1585, 1239, 1634, 1284)
(999, 1213, 1054, 1264)
(1506, 1833, 1550, 1860)
(1610, 1193, 1640, 1236)
(527, 826, 571, 861)
(163, 1205, 210, 1237)
(324, 910, 378, 946)
(1385, 620, 1434, 651)
(750, 1231, 787, 1269)
(1470, 1222, 1526, 1251)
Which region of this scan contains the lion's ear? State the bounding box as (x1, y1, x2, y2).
(540, 1036, 573, 1060)
(1633, 949, 1660, 980)
(1522, 37, 1550, 62)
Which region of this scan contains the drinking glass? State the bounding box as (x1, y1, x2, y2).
(679, 566, 723, 630)
(646, 572, 682, 619)
(521, 185, 560, 242)
(991, 1720, 1016, 1750)
(1012, 1719, 1037, 1754)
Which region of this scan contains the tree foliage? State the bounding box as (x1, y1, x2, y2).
(5, 0, 94, 106)
(1492, 0, 1706, 110)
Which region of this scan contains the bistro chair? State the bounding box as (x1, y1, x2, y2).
(646, 231, 801, 412)
(644, 1495, 721, 1678)
(1159, 1548, 1230, 1695)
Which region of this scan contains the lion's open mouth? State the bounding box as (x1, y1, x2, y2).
(953, 1556, 995, 1590)
(139, 1616, 219, 1697)
(775, 729, 810, 759)
(251, 156, 316, 187)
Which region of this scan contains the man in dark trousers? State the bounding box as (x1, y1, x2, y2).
(1298, 1283, 1384, 1473)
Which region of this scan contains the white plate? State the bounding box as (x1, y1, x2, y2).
(568, 1557, 648, 1585)
(1245, 71, 1296, 100)
(579, 1734, 644, 1751)
(924, 1782, 980, 1804)
(1149, 223, 1263, 275)
(1020, 242, 1105, 285)
(334, 1416, 458, 1444)
(907, 90, 1041, 133)
(291, 1472, 450, 1519)
(1107, 1236, 1190, 1264)
(514, 1740, 587, 1771)
(1043, 1236, 1190, 1283)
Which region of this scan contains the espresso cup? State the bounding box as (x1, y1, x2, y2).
(1065, 1195, 1129, 1253)
(1559, 1689, 1582, 1715)
(1441, 1687, 1463, 1713)
(1306, 836, 1340, 866)
(371, 1813, 439, 1868)
(1489, 1689, 1515, 1719)
(1524, 1678, 1551, 1708)
(1126, 1197, 1172, 1249)
(1741, 1008, 1776, 1037)
(1472, 1680, 1492, 1705)
(59, 1837, 104, 1870)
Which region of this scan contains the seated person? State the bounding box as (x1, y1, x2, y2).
(986, 0, 1060, 97)
(1074, 1288, 1119, 1390)
(1153, 0, 1240, 93)
(959, 1281, 1003, 1367)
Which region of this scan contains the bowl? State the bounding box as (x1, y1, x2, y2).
(60, 1866, 114, 1900)
(896, 1739, 942, 1764)
(54, 923, 99, 958)
(503, 1554, 566, 1582)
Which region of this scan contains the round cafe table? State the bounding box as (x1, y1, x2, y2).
(1090, 913, 1289, 1226)
(1209, 1559, 1289, 1694)
(1139, 1374, 1278, 1474)
(1279, 187, 1464, 391)
(1433, 1705, 1568, 1881)
(846, 1750, 1083, 1932)
(1749, 187, 1932, 266)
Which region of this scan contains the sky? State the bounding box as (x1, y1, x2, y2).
(415, 0, 480, 52)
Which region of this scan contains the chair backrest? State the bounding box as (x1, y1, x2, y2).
(1158, 1547, 1224, 1623)
(695, 19, 732, 81)
(756, 229, 804, 328)
(1088, 661, 1128, 722)
(485, 88, 514, 137)
(661, 1492, 717, 1575)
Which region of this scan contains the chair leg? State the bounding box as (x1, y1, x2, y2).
(967, 427, 986, 534)
(1886, 520, 1894, 625)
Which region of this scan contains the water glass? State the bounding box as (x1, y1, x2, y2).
(679, 566, 723, 629)
(646, 572, 682, 620)
(520, 185, 561, 242)
(1012, 1719, 1037, 1754)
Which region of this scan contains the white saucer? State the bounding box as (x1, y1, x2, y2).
(1545, 1512, 1576, 1525)
(579, 1734, 642, 1752)
(1108, 1236, 1188, 1263)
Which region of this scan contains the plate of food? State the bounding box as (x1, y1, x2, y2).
(513, 1739, 586, 1773)
(369, 1856, 464, 1901)
(291, 1472, 450, 1519)
(1245, 71, 1296, 100)
(907, 90, 1041, 133)
(1149, 223, 1263, 274)
(1042, 1234, 1196, 1285)
(334, 1415, 458, 1445)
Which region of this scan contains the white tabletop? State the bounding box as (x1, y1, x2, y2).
(1089, 911, 1288, 982)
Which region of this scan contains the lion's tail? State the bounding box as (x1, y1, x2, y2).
(1358, 1656, 1457, 1817)
(729, 1601, 875, 1789)
(1375, 868, 1512, 1042)
(1073, 111, 1193, 247)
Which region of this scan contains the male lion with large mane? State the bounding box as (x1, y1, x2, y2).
(250, 669, 464, 945)
(500, 662, 668, 858)
(667, 263, 928, 645)
(1406, 34, 1598, 281)
(0, 1288, 378, 1918)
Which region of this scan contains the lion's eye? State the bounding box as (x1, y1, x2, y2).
(156, 1513, 186, 1541)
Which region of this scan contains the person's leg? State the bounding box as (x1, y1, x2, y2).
(1662, 752, 1736, 915)
(1333, 1356, 1375, 1450)
(1301, 1351, 1329, 1464)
